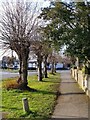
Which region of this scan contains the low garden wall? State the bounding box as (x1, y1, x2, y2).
(78, 70, 83, 89)
(74, 69, 78, 81)
(71, 68, 90, 98)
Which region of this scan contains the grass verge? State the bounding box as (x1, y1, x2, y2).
(1, 73, 60, 120)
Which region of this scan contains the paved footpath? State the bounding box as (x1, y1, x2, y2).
(51, 70, 89, 119)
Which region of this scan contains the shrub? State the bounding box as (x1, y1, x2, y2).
(3, 79, 20, 90)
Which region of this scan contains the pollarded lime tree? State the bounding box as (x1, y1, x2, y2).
(30, 32, 53, 81)
(0, 0, 41, 89)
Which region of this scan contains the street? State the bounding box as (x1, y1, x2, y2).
(0, 70, 37, 79)
(0, 69, 68, 80)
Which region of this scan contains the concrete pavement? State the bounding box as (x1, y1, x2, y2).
(51, 70, 89, 119)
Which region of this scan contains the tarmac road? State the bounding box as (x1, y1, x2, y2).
(0, 69, 68, 80)
(0, 70, 37, 79)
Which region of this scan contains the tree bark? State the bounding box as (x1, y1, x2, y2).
(54, 63, 56, 73)
(22, 53, 28, 87)
(37, 55, 42, 81)
(44, 55, 48, 78)
(51, 61, 54, 74)
(17, 51, 28, 89)
(19, 58, 23, 79)
(17, 54, 23, 84)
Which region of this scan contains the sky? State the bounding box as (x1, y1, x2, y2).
(0, 0, 89, 60)
(0, 0, 50, 60)
(0, 0, 71, 60)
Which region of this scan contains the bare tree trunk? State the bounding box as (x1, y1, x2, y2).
(22, 53, 28, 88)
(44, 55, 48, 78)
(51, 61, 54, 74)
(17, 49, 29, 89)
(37, 55, 42, 81)
(17, 55, 23, 84)
(19, 58, 23, 79)
(54, 63, 57, 73)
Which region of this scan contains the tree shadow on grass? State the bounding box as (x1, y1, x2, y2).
(42, 80, 60, 84)
(42, 75, 60, 83)
(33, 89, 56, 95)
(18, 82, 61, 96)
(22, 87, 57, 95)
(22, 85, 61, 96)
(29, 89, 61, 100)
(2, 106, 22, 111)
(20, 110, 49, 120)
(16, 85, 38, 92)
(6, 86, 60, 96)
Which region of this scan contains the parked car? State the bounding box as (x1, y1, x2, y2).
(1, 64, 7, 69)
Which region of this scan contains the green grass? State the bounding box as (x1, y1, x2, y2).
(1, 73, 60, 119)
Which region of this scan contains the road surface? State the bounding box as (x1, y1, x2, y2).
(0, 70, 37, 79)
